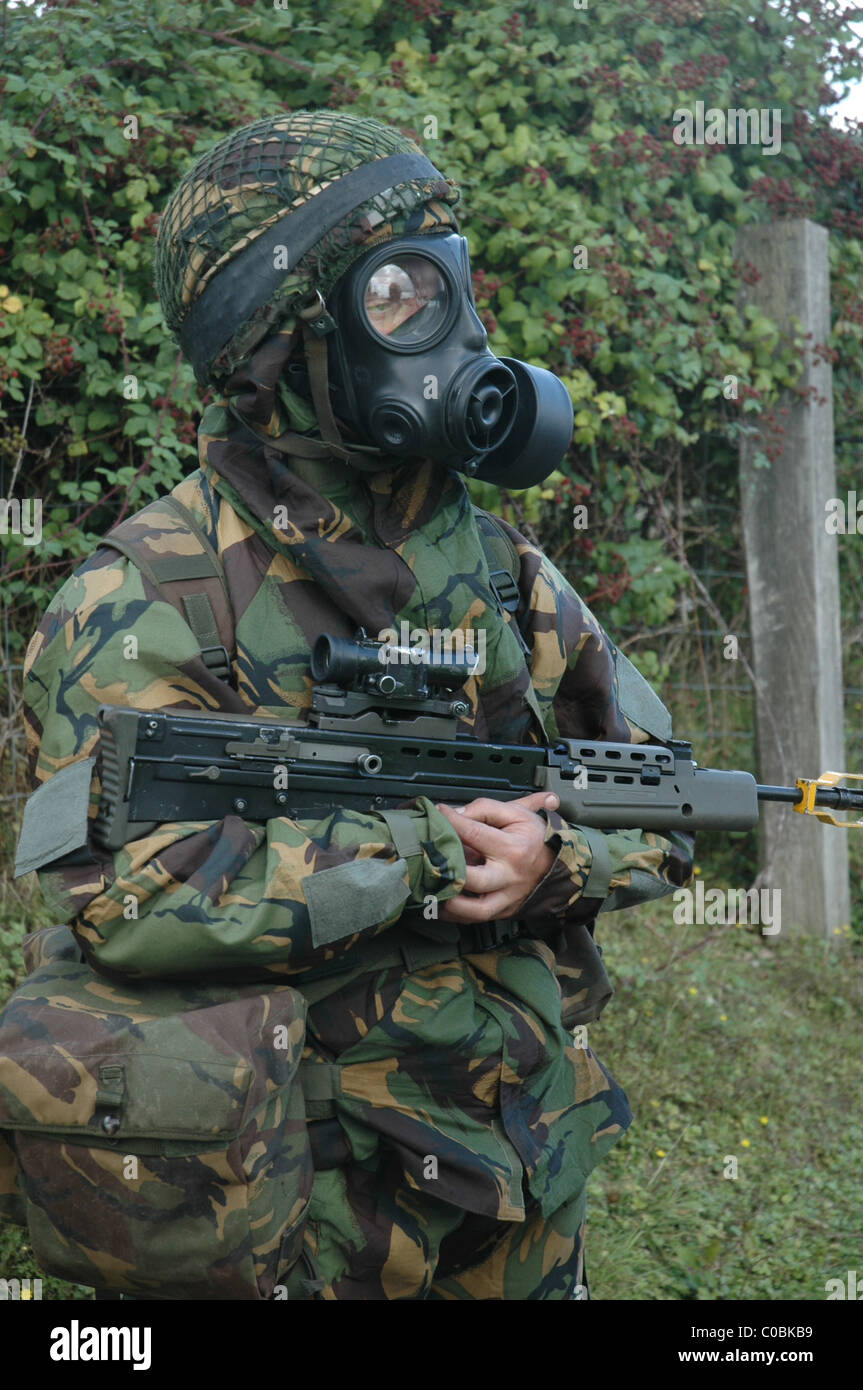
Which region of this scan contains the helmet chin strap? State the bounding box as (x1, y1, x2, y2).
(229, 293, 393, 472)
(260, 292, 384, 473)
(299, 316, 390, 473)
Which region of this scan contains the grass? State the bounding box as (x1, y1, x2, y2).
(586, 902, 863, 1301)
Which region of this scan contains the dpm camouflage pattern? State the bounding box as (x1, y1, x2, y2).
(0, 944, 310, 1300)
(17, 325, 694, 1296)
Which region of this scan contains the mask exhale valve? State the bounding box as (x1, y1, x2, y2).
(446, 359, 518, 460)
(471, 357, 576, 490)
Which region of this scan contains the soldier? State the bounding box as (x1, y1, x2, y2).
(18, 111, 694, 1299)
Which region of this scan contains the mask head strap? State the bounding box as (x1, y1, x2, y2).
(288, 293, 386, 473)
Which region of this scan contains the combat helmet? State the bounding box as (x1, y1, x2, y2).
(154, 109, 459, 468)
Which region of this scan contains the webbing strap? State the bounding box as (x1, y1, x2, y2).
(296, 918, 522, 1009)
(576, 825, 615, 900)
(473, 506, 520, 578)
(181, 592, 222, 650)
(99, 531, 163, 592)
(180, 593, 231, 680)
(95, 1063, 126, 1111)
(298, 1059, 342, 1120)
(299, 321, 388, 472)
(161, 495, 232, 611)
(143, 555, 220, 583)
(102, 497, 235, 686)
(377, 809, 424, 861)
(251, 418, 386, 472)
(473, 506, 532, 661)
(302, 323, 342, 452)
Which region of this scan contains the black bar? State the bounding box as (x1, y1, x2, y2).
(757, 783, 863, 812)
(756, 785, 804, 804)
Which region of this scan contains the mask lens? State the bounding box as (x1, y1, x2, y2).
(362, 256, 450, 345)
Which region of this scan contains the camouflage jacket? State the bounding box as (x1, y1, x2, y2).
(20, 399, 693, 1223)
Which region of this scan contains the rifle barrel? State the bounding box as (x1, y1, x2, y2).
(756, 783, 863, 812)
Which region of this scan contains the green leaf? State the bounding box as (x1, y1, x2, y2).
(122, 415, 152, 438)
(28, 181, 55, 210)
(60, 248, 87, 277)
(87, 407, 117, 431)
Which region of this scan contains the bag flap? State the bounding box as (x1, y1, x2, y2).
(22, 924, 84, 975)
(0, 961, 307, 1142)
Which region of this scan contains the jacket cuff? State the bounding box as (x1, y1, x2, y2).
(394, 797, 467, 906)
(516, 809, 597, 922)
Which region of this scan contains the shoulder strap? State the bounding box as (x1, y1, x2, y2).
(472, 505, 532, 660)
(101, 494, 236, 687)
(471, 507, 672, 742)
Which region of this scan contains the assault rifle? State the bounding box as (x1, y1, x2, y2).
(93, 631, 863, 852)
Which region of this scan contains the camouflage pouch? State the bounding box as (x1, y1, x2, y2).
(0, 957, 313, 1300)
(20, 922, 84, 973)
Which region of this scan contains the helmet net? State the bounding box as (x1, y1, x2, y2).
(154, 109, 460, 384)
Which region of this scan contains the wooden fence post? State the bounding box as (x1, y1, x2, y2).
(736, 218, 850, 936)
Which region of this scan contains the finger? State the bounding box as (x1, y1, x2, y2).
(438, 810, 483, 864)
(438, 889, 516, 923)
(451, 792, 559, 828)
(462, 861, 511, 895)
(437, 804, 511, 857)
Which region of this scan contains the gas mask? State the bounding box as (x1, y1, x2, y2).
(296, 232, 574, 490)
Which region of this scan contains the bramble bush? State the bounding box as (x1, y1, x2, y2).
(0, 0, 861, 737)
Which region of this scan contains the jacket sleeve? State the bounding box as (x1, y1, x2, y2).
(20, 551, 466, 982)
(494, 520, 695, 926)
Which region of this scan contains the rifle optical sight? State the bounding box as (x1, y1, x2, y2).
(311, 632, 475, 693)
(311, 635, 384, 685)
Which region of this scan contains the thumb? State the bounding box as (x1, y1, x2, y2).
(453, 791, 559, 827)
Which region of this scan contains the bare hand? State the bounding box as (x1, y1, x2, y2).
(437, 791, 559, 922)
